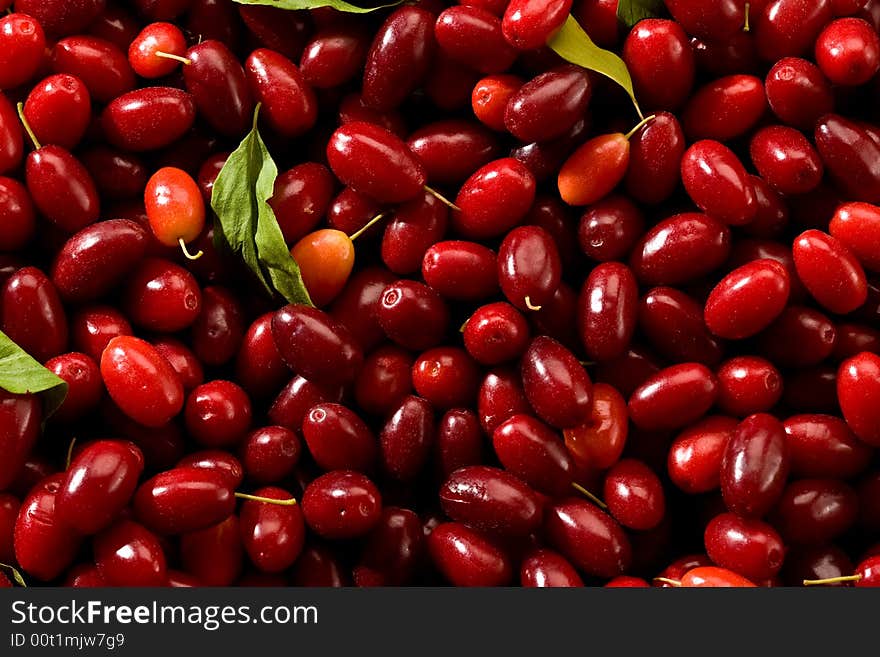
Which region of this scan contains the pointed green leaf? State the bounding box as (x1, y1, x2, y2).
(232, 0, 400, 14)
(0, 330, 68, 418)
(211, 105, 313, 307)
(0, 563, 27, 588)
(616, 0, 665, 27)
(548, 15, 644, 119)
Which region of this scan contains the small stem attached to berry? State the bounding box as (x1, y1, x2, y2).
(65, 437, 77, 470)
(349, 211, 389, 242)
(743, 3, 751, 32)
(0, 562, 27, 587)
(155, 51, 192, 66)
(424, 185, 461, 211)
(571, 482, 608, 509)
(16, 102, 41, 150)
(653, 577, 681, 587)
(624, 114, 657, 141)
(803, 574, 862, 586)
(178, 237, 204, 261)
(524, 296, 543, 311)
(234, 492, 298, 506)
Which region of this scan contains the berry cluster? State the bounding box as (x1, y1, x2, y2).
(2, 0, 880, 588)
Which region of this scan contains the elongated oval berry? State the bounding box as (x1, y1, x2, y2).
(622, 19, 694, 111)
(628, 363, 718, 431)
(362, 7, 435, 111)
(25, 146, 100, 234)
(183, 40, 253, 138)
(2, 266, 68, 363)
(544, 498, 631, 578)
(815, 114, 880, 204)
(604, 458, 666, 531)
(428, 522, 512, 587)
(0, 391, 40, 491)
(102, 87, 196, 152)
(57, 440, 144, 535)
(93, 519, 166, 587)
(380, 395, 435, 481)
(784, 414, 871, 478)
(440, 466, 542, 537)
(521, 336, 592, 429)
(180, 516, 243, 586)
(793, 229, 867, 314)
(435, 6, 517, 75)
(639, 287, 723, 366)
(100, 335, 184, 428)
(837, 352, 880, 446)
(720, 413, 790, 518)
(681, 140, 756, 226)
(578, 262, 638, 362)
(271, 305, 363, 387)
(704, 259, 790, 339)
(407, 120, 499, 185)
(625, 112, 685, 205)
(558, 132, 630, 206)
(504, 65, 591, 143)
(52, 36, 135, 103)
(630, 213, 731, 285)
(521, 549, 584, 587)
(51, 219, 149, 304)
(757, 0, 834, 59)
(291, 229, 355, 308)
(453, 158, 536, 239)
(422, 240, 498, 302)
(0, 13, 46, 90)
(498, 226, 561, 312)
(750, 125, 824, 195)
(501, 0, 571, 50)
(245, 48, 317, 138)
(327, 122, 425, 204)
(682, 75, 766, 141)
(134, 466, 234, 535)
(301, 470, 382, 539)
(829, 202, 880, 272)
(665, 0, 746, 40)
(493, 414, 576, 496)
(667, 416, 737, 494)
(240, 486, 304, 574)
(14, 475, 81, 582)
(704, 513, 785, 581)
(302, 403, 376, 473)
(23, 73, 91, 151)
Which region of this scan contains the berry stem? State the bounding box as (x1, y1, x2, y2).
(179, 237, 204, 261)
(155, 51, 192, 66)
(743, 3, 751, 32)
(571, 482, 608, 509)
(524, 296, 543, 311)
(349, 211, 389, 242)
(803, 574, 861, 586)
(15, 102, 41, 150)
(65, 437, 77, 470)
(235, 492, 298, 506)
(653, 577, 681, 587)
(424, 185, 461, 211)
(624, 114, 657, 141)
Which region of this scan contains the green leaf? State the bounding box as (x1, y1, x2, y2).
(616, 0, 665, 27)
(548, 15, 644, 119)
(232, 0, 400, 14)
(0, 330, 67, 419)
(0, 563, 27, 588)
(211, 105, 313, 307)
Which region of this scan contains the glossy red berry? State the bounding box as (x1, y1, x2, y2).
(100, 335, 184, 428)
(793, 229, 867, 314)
(815, 17, 880, 85)
(301, 470, 382, 539)
(604, 459, 666, 531)
(704, 259, 790, 339)
(0, 13, 46, 90)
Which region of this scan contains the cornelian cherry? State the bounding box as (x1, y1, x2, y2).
(145, 167, 206, 260)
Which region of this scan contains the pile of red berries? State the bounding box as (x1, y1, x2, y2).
(2, 0, 880, 588)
